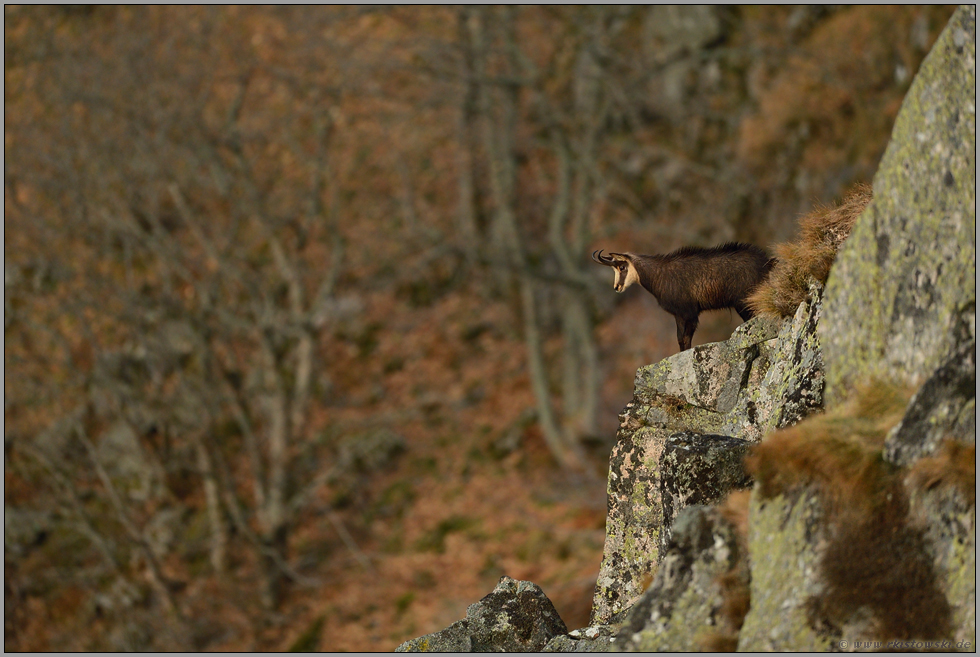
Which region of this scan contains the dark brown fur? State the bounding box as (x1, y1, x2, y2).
(595, 242, 775, 351)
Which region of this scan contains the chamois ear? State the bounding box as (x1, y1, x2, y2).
(608, 252, 630, 262)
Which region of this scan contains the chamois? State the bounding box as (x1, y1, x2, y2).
(592, 242, 775, 352)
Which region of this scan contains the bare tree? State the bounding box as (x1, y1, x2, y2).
(452, 6, 633, 471)
(5, 6, 362, 615)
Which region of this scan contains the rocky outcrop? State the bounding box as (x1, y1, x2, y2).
(394, 7, 975, 653)
(658, 432, 752, 557)
(736, 491, 834, 651)
(541, 625, 616, 653)
(820, 5, 976, 405)
(908, 459, 976, 648)
(614, 505, 746, 652)
(591, 293, 822, 624)
(395, 576, 567, 652)
(884, 339, 976, 467)
(740, 7, 977, 651)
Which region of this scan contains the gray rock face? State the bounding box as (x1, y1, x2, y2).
(767, 11, 980, 646)
(659, 432, 752, 557)
(395, 576, 567, 652)
(737, 491, 834, 651)
(396, 619, 472, 653)
(908, 476, 976, 647)
(591, 297, 823, 624)
(614, 506, 744, 652)
(885, 339, 976, 466)
(542, 625, 616, 653)
(820, 5, 976, 404)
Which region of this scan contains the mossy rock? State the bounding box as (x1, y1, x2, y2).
(821, 5, 976, 404)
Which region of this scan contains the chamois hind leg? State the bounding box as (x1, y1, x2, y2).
(735, 301, 754, 323)
(675, 314, 698, 352)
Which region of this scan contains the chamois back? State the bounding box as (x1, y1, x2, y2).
(636, 242, 773, 316)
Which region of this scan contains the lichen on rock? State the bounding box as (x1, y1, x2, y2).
(737, 491, 833, 652)
(821, 5, 976, 404)
(614, 505, 745, 652)
(395, 576, 567, 653)
(591, 294, 824, 624)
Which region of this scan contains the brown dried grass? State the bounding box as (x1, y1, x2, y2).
(744, 379, 955, 642)
(744, 378, 910, 508)
(908, 440, 976, 507)
(748, 182, 872, 319)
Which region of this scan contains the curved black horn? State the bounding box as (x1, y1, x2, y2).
(592, 249, 615, 266)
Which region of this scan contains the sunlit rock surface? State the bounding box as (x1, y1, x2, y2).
(821, 4, 976, 404)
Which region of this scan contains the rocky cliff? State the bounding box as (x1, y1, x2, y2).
(396, 6, 975, 652)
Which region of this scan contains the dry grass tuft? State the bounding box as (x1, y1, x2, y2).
(744, 379, 911, 510)
(717, 489, 751, 545)
(744, 379, 955, 642)
(700, 632, 740, 652)
(637, 568, 656, 594)
(748, 182, 872, 319)
(716, 566, 751, 629)
(908, 440, 976, 507)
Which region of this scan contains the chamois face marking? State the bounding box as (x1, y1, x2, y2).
(613, 259, 639, 293)
(592, 250, 641, 293)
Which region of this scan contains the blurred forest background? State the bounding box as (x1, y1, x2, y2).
(4, 5, 956, 651)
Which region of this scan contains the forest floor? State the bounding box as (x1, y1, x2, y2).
(252, 289, 744, 652)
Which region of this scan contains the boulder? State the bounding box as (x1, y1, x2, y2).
(736, 491, 834, 651)
(658, 432, 752, 556)
(541, 625, 616, 653)
(884, 339, 976, 467)
(395, 576, 567, 652)
(907, 470, 976, 647)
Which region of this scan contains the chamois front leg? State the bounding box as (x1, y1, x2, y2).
(674, 314, 699, 352)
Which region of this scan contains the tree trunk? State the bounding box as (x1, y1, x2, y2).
(455, 6, 481, 260)
(194, 436, 227, 575)
(520, 277, 588, 472)
(472, 5, 522, 288)
(560, 291, 599, 440)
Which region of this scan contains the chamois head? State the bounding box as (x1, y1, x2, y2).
(592, 250, 639, 293)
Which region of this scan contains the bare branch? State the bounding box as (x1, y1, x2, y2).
(74, 417, 181, 618)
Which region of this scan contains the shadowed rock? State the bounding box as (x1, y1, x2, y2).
(659, 432, 753, 555)
(542, 625, 616, 653)
(885, 339, 976, 467)
(615, 506, 744, 652)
